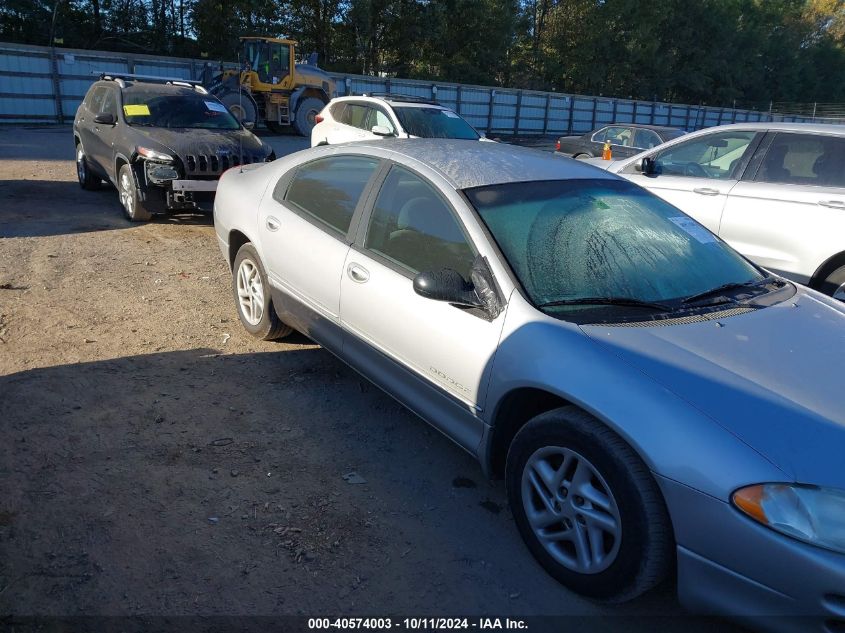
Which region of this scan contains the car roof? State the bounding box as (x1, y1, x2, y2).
(594, 123, 680, 133)
(684, 121, 845, 136)
(93, 78, 204, 97)
(343, 139, 618, 189)
(331, 95, 444, 109)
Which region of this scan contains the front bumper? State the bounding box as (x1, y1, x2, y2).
(659, 475, 845, 632)
(171, 179, 218, 193)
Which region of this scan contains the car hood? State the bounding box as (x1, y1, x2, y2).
(130, 126, 267, 159)
(581, 289, 845, 488)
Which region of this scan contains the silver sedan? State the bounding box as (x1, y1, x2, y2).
(213, 139, 845, 632)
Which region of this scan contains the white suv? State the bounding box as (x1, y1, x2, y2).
(310, 94, 484, 147)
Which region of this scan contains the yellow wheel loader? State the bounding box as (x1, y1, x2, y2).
(207, 36, 336, 136)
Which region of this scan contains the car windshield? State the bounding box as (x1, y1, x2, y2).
(392, 107, 479, 140)
(662, 129, 686, 141)
(465, 179, 763, 316)
(122, 90, 240, 130)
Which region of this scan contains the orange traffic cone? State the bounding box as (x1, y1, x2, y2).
(602, 140, 612, 160)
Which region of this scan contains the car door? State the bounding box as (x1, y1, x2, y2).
(89, 86, 121, 182)
(719, 131, 845, 283)
(338, 164, 509, 450)
(257, 154, 382, 351)
(77, 85, 109, 177)
(619, 129, 761, 234)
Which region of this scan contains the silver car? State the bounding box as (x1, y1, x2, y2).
(606, 122, 845, 301)
(213, 140, 845, 632)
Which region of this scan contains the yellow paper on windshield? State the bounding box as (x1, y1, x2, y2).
(123, 104, 150, 116)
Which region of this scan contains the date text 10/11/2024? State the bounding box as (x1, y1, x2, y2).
(307, 618, 529, 630)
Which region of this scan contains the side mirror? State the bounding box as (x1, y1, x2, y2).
(639, 156, 656, 175)
(413, 268, 483, 308)
(94, 112, 116, 125)
(371, 125, 394, 137)
(243, 121, 255, 130)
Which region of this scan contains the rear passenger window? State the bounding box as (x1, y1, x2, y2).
(283, 156, 380, 234)
(340, 104, 369, 129)
(755, 133, 845, 188)
(365, 166, 476, 278)
(101, 89, 118, 117)
(87, 86, 107, 113)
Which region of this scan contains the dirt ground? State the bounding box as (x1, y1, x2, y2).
(0, 127, 742, 632)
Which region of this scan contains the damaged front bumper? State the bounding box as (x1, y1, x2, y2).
(141, 160, 218, 212)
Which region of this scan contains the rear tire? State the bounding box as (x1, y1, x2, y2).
(574, 153, 593, 160)
(76, 145, 101, 190)
(232, 243, 293, 341)
(506, 406, 673, 603)
(118, 164, 152, 222)
(293, 97, 325, 137)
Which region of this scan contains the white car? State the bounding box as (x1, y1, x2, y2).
(606, 122, 845, 300)
(310, 94, 485, 147)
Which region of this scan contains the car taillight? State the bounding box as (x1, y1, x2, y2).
(315, 115, 324, 124)
(555, 140, 561, 151)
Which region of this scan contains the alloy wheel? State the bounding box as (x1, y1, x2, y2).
(236, 258, 264, 325)
(76, 148, 86, 182)
(119, 170, 134, 216)
(521, 446, 622, 574)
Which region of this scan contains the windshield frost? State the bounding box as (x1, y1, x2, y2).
(122, 91, 240, 130)
(466, 179, 761, 309)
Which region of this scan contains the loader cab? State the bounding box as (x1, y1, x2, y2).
(239, 37, 294, 89)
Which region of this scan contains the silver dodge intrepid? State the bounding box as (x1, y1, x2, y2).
(213, 139, 845, 632)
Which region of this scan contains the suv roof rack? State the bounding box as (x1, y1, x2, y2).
(97, 72, 208, 94)
(362, 92, 441, 106)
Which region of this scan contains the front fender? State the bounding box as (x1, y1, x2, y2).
(482, 295, 787, 501)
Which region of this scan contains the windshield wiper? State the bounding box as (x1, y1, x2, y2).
(681, 275, 783, 305)
(538, 297, 674, 312)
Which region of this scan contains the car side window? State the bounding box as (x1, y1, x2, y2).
(365, 166, 476, 279)
(366, 108, 395, 133)
(591, 128, 608, 143)
(330, 102, 346, 122)
(754, 133, 845, 188)
(652, 130, 757, 179)
(87, 86, 107, 113)
(633, 128, 661, 150)
(283, 156, 380, 234)
(341, 104, 369, 129)
(101, 88, 118, 117)
(603, 126, 633, 147)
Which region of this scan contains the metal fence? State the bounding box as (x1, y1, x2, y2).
(0, 40, 832, 134)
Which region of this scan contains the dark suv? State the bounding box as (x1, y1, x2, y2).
(73, 74, 275, 221)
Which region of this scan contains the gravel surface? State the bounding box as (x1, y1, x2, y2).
(0, 127, 744, 632)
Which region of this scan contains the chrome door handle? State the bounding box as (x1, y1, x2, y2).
(693, 187, 720, 196)
(266, 216, 280, 231)
(347, 263, 369, 283)
(818, 200, 845, 209)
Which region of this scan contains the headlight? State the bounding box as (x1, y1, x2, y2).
(137, 146, 173, 162)
(733, 484, 845, 554)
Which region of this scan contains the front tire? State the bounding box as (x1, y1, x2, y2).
(293, 97, 325, 137)
(118, 164, 152, 222)
(219, 90, 258, 127)
(506, 407, 673, 602)
(232, 243, 293, 341)
(76, 145, 101, 190)
(819, 264, 845, 301)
